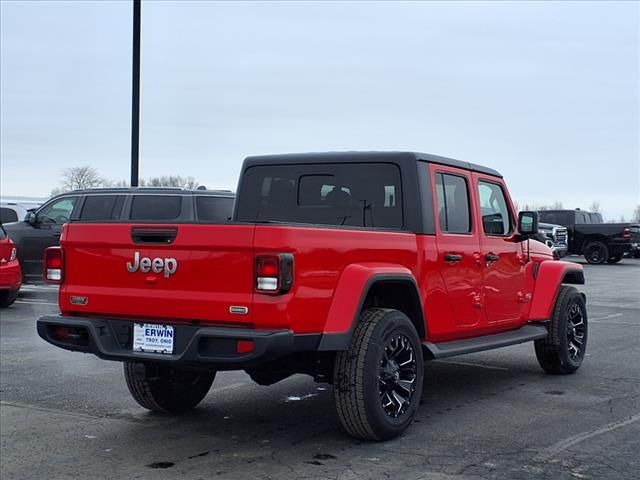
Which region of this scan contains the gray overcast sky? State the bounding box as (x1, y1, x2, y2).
(1, 1, 638, 219)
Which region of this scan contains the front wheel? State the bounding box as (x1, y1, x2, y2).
(333, 308, 424, 441)
(535, 286, 587, 374)
(124, 362, 215, 413)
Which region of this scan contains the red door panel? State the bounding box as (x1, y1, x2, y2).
(472, 174, 526, 326)
(430, 164, 484, 333)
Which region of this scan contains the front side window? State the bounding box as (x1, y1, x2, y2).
(38, 197, 78, 224)
(235, 163, 403, 229)
(435, 173, 471, 233)
(477, 181, 512, 236)
(130, 195, 182, 220)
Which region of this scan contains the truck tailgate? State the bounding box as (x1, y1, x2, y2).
(59, 223, 255, 325)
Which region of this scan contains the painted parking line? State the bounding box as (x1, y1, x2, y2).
(20, 285, 58, 291)
(14, 300, 58, 306)
(534, 413, 640, 461)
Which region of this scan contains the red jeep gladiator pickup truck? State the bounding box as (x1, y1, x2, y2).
(38, 152, 588, 440)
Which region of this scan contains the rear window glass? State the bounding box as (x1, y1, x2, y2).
(80, 195, 124, 221)
(130, 195, 182, 220)
(538, 212, 567, 226)
(0, 208, 19, 224)
(196, 196, 234, 222)
(0, 226, 6, 239)
(235, 163, 403, 229)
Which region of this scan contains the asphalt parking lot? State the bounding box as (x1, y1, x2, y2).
(1, 258, 638, 480)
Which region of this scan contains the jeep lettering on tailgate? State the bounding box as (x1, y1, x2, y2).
(126, 251, 177, 278)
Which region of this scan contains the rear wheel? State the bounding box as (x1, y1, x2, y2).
(606, 253, 623, 264)
(333, 308, 424, 441)
(124, 362, 215, 413)
(584, 241, 608, 264)
(0, 290, 18, 308)
(535, 286, 587, 374)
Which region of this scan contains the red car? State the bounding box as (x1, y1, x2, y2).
(38, 152, 587, 440)
(0, 225, 21, 307)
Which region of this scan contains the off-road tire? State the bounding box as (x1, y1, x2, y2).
(333, 308, 424, 441)
(584, 241, 608, 265)
(124, 362, 215, 413)
(535, 286, 587, 374)
(0, 290, 18, 308)
(606, 253, 623, 264)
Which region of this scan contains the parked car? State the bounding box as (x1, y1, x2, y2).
(532, 221, 568, 258)
(38, 151, 587, 441)
(3, 188, 234, 283)
(0, 201, 42, 224)
(0, 225, 22, 307)
(538, 209, 640, 264)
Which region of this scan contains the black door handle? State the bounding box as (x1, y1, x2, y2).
(444, 253, 463, 262)
(485, 253, 500, 262)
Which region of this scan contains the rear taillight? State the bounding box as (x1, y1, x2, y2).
(44, 247, 63, 284)
(623, 228, 631, 239)
(9, 247, 17, 262)
(255, 254, 294, 294)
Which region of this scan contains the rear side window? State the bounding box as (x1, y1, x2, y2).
(539, 212, 568, 226)
(130, 195, 182, 220)
(0, 208, 19, 224)
(80, 195, 124, 221)
(235, 163, 403, 229)
(0, 226, 6, 239)
(576, 212, 590, 224)
(435, 173, 471, 233)
(196, 196, 234, 222)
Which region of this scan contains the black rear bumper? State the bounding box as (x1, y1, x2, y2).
(37, 315, 322, 370)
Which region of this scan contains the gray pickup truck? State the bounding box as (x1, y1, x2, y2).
(533, 222, 568, 258)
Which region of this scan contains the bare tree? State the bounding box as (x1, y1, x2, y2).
(142, 176, 199, 189)
(51, 166, 107, 195)
(632, 205, 640, 223)
(106, 176, 201, 189)
(589, 201, 601, 213)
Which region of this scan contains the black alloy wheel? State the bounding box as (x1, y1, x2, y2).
(378, 334, 418, 418)
(584, 241, 608, 265)
(333, 308, 424, 441)
(566, 302, 586, 362)
(535, 285, 588, 374)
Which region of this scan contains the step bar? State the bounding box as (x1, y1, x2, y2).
(423, 324, 548, 359)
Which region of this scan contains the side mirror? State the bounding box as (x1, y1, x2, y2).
(25, 212, 37, 225)
(518, 211, 538, 238)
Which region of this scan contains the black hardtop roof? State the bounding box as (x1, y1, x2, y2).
(243, 151, 502, 178)
(53, 187, 235, 197)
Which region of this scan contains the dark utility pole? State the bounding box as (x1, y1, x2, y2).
(130, 0, 141, 187)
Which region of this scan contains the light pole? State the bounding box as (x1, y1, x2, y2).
(130, 0, 141, 187)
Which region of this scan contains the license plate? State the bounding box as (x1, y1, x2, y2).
(133, 323, 174, 354)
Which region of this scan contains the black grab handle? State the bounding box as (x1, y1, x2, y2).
(131, 227, 177, 244)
